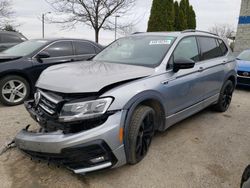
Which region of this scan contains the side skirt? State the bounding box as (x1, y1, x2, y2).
(164, 94, 219, 131)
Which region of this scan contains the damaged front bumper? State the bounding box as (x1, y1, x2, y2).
(15, 100, 127, 174)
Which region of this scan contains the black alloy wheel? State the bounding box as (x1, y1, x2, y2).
(126, 105, 155, 164)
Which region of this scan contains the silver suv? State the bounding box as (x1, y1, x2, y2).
(15, 30, 237, 174)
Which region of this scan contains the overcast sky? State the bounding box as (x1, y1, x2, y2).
(13, 0, 241, 45)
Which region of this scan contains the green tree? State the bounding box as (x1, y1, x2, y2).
(147, 0, 175, 31)
(187, 6, 196, 29)
(147, 0, 167, 31)
(174, 1, 180, 30)
(165, 0, 175, 31)
(179, 0, 187, 29)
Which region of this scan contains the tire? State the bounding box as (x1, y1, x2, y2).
(0, 75, 30, 106)
(241, 165, 250, 188)
(126, 105, 155, 164)
(213, 80, 234, 112)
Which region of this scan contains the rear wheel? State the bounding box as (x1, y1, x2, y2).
(126, 106, 155, 164)
(213, 80, 234, 112)
(0, 75, 30, 106)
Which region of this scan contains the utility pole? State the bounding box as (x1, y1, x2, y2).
(115, 15, 120, 40)
(42, 12, 51, 38)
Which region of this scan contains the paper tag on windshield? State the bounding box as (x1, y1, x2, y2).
(149, 40, 172, 45)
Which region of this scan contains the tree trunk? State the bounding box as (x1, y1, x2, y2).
(95, 29, 99, 43)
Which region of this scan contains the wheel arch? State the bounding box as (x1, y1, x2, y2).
(122, 91, 166, 162)
(224, 71, 237, 88)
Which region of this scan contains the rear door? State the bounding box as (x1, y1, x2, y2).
(73, 41, 98, 61)
(196, 37, 228, 99)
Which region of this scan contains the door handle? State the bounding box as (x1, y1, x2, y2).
(198, 67, 204, 72)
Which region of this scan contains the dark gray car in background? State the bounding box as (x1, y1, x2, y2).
(0, 31, 27, 51)
(0, 38, 103, 106)
(15, 30, 237, 174)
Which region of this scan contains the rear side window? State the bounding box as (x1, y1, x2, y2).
(198, 37, 222, 60)
(44, 41, 74, 58)
(74, 41, 96, 55)
(173, 37, 199, 62)
(1, 34, 23, 43)
(217, 39, 228, 56)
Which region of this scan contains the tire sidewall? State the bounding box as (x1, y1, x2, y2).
(215, 80, 234, 112)
(0, 75, 30, 106)
(125, 105, 155, 164)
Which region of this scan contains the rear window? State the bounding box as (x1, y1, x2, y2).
(198, 37, 222, 60)
(74, 41, 96, 55)
(217, 39, 228, 56)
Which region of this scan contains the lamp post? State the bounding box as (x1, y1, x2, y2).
(115, 15, 120, 40)
(42, 12, 51, 38)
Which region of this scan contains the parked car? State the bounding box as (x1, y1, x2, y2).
(0, 38, 103, 106)
(0, 31, 27, 52)
(236, 49, 250, 86)
(15, 31, 237, 174)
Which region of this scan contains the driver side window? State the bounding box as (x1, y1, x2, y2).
(168, 37, 199, 69)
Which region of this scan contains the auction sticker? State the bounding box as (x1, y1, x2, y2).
(149, 40, 172, 45)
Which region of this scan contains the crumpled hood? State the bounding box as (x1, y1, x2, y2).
(37, 61, 155, 93)
(237, 60, 250, 72)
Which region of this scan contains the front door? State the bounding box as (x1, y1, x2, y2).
(31, 41, 75, 82)
(162, 36, 204, 116)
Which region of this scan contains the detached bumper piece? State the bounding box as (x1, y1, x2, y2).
(21, 140, 117, 174)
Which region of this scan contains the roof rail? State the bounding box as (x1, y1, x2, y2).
(132, 32, 145, 35)
(181, 29, 218, 36)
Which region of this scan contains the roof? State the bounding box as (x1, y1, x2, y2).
(131, 30, 219, 38)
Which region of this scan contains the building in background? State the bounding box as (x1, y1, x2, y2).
(234, 0, 250, 54)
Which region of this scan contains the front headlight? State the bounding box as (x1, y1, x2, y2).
(59, 97, 113, 122)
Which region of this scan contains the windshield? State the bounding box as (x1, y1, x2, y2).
(93, 36, 176, 67)
(237, 50, 250, 61)
(2, 40, 49, 56)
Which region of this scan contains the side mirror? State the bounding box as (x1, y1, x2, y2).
(36, 51, 50, 60)
(173, 58, 195, 72)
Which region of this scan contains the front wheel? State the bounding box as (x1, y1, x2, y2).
(126, 105, 155, 164)
(0, 75, 30, 106)
(213, 80, 234, 112)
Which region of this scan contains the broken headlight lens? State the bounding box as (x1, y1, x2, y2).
(59, 97, 113, 122)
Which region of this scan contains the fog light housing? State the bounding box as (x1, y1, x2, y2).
(90, 156, 106, 163)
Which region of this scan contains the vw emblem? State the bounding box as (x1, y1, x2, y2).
(34, 91, 41, 106)
(243, 72, 249, 77)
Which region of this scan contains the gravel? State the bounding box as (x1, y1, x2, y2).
(0, 88, 250, 188)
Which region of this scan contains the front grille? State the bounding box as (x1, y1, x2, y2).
(237, 77, 250, 85)
(238, 71, 250, 77)
(37, 90, 61, 115)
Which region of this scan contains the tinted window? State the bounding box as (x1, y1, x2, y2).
(74, 41, 96, 55)
(199, 37, 222, 60)
(1, 34, 23, 43)
(218, 39, 228, 56)
(174, 37, 199, 62)
(44, 41, 73, 57)
(94, 36, 176, 67)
